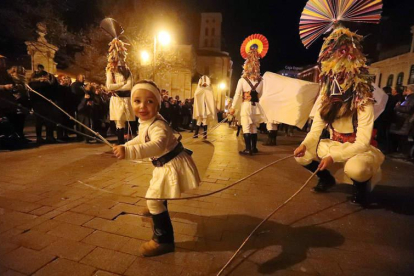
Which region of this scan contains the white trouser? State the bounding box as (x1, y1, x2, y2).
(241, 120, 257, 134)
(266, 123, 278, 131)
(295, 140, 376, 182)
(196, 117, 207, 126)
(115, 120, 125, 129)
(147, 200, 167, 215)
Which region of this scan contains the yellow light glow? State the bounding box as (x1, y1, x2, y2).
(219, 82, 226, 90)
(141, 51, 150, 64)
(158, 31, 171, 46)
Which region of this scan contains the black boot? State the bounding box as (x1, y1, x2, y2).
(117, 128, 125, 144)
(351, 179, 369, 206)
(251, 133, 258, 153)
(263, 130, 277, 146)
(240, 133, 252, 155)
(203, 125, 208, 139)
(139, 211, 175, 257)
(193, 125, 200, 138)
(304, 161, 336, 192)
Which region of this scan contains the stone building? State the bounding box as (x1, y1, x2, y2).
(370, 26, 414, 88)
(196, 13, 233, 111)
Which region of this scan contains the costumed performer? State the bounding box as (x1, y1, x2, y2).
(192, 75, 216, 139)
(113, 80, 201, 257)
(230, 34, 269, 155)
(294, 25, 384, 205)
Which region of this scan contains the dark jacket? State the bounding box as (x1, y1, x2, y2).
(390, 93, 414, 136)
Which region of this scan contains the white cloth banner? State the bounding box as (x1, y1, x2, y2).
(260, 72, 320, 128)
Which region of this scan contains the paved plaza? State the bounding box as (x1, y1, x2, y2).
(1, 125, 414, 276)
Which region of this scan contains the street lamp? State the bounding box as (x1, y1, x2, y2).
(153, 30, 172, 80)
(140, 50, 150, 65)
(219, 82, 226, 90)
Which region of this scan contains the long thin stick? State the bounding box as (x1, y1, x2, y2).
(216, 169, 319, 276)
(26, 84, 113, 148)
(78, 154, 294, 200)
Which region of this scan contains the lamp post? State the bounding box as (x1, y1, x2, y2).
(153, 31, 171, 81)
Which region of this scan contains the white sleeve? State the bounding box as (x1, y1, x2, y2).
(106, 71, 123, 91)
(124, 136, 140, 147)
(301, 109, 326, 149)
(124, 123, 168, 160)
(330, 103, 374, 162)
(231, 79, 243, 110)
(117, 75, 133, 91)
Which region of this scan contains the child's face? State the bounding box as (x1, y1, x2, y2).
(132, 89, 159, 120)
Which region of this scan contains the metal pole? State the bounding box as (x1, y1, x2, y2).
(153, 35, 156, 80)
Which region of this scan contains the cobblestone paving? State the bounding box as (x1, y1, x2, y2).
(1, 125, 414, 275)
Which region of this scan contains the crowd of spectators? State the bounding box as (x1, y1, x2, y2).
(376, 84, 414, 161)
(0, 62, 199, 150)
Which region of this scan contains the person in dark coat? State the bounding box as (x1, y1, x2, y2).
(77, 83, 94, 143)
(390, 84, 414, 157)
(29, 64, 57, 144)
(71, 74, 87, 141)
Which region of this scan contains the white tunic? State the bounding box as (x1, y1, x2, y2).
(298, 103, 384, 185)
(124, 115, 201, 198)
(193, 86, 217, 123)
(106, 71, 135, 121)
(231, 78, 267, 126)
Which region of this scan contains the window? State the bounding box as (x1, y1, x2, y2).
(210, 39, 214, 47)
(204, 66, 209, 75)
(212, 28, 215, 36)
(204, 39, 208, 47)
(397, 72, 404, 86)
(205, 28, 209, 36)
(409, 65, 414, 84)
(387, 74, 394, 87)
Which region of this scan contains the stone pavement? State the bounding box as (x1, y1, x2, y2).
(1, 125, 414, 276)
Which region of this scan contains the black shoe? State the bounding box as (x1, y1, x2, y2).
(251, 133, 258, 153)
(304, 161, 336, 192)
(193, 125, 200, 138)
(351, 179, 369, 206)
(312, 175, 336, 192)
(36, 137, 45, 144)
(240, 133, 252, 155)
(202, 125, 208, 139)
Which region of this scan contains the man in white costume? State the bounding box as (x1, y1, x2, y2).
(101, 18, 135, 145)
(106, 60, 134, 144)
(294, 26, 385, 206)
(192, 75, 216, 139)
(230, 44, 267, 155)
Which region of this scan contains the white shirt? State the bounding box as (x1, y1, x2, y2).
(124, 115, 178, 160)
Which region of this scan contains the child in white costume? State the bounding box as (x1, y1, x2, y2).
(192, 75, 216, 138)
(113, 80, 200, 257)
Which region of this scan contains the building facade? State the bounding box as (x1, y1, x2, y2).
(370, 26, 414, 88)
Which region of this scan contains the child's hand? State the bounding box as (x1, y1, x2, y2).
(113, 145, 126, 159)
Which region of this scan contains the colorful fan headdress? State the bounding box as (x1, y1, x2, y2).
(240, 34, 269, 59)
(100, 18, 130, 72)
(299, 0, 382, 48)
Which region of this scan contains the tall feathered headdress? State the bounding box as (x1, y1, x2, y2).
(299, 0, 383, 110)
(240, 34, 269, 80)
(100, 18, 129, 72)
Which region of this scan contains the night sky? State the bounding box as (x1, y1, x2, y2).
(2, 0, 414, 88)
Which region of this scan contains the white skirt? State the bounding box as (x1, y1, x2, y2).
(240, 101, 267, 127)
(109, 96, 135, 121)
(146, 151, 201, 198)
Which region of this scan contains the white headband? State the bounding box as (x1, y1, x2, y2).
(131, 83, 162, 107)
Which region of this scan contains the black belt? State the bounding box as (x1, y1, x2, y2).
(116, 90, 131, 97)
(151, 142, 193, 167)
